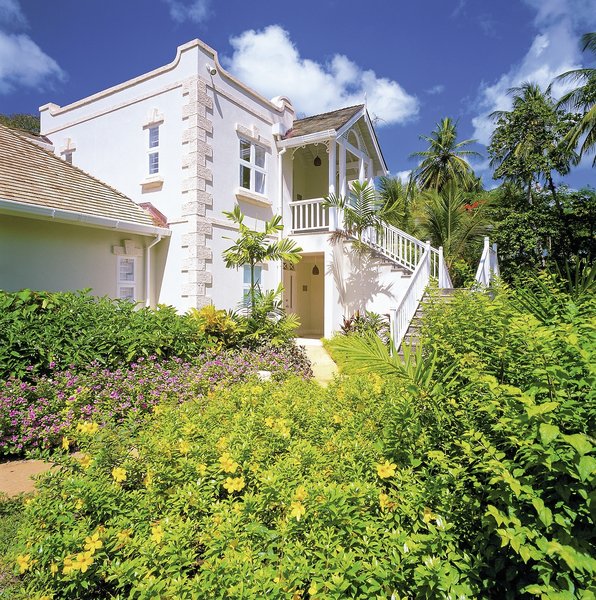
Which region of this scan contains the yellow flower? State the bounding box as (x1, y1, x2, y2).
(61, 436, 70, 451)
(197, 463, 208, 476)
(50, 562, 58, 575)
(265, 417, 275, 428)
(151, 523, 163, 544)
(179, 440, 191, 455)
(152, 404, 163, 415)
(422, 507, 436, 524)
(379, 492, 393, 511)
(77, 421, 99, 435)
(294, 485, 308, 501)
(308, 582, 318, 596)
(84, 532, 103, 553)
(16, 554, 31, 573)
(219, 453, 239, 473)
(223, 476, 245, 493)
(62, 556, 75, 575)
(289, 501, 306, 521)
(74, 498, 85, 510)
(143, 472, 153, 487)
(215, 436, 227, 451)
(112, 467, 127, 483)
(78, 453, 92, 469)
(332, 414, 343, 424)
(376, 460, 397, 479)
(116, 529, 132, 545)
(73, 551, 94, 573)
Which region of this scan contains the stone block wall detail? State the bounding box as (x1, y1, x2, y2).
(180, 76, 214, 308)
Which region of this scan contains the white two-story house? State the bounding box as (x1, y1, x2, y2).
(40, 38, 447, 339)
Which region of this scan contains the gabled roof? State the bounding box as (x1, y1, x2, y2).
(283, 105, 364, 139)
(0, 124, 163, 233)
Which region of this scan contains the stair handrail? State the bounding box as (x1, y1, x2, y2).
(389, 241, 432, 350)
(474, 236, 500, 286)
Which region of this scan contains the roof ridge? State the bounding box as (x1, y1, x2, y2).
(1, 124, 142, 209)
(293, 104, 364, 123)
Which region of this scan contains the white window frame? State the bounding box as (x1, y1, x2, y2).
(117, 257, 137, 302)
(239, 138, 266, 195)
(242, 264, 262, 304)
(148, 125, 160, 175)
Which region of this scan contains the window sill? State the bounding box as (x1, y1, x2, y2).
(234, 187, 271, 207)
(141, 176, 164, 192)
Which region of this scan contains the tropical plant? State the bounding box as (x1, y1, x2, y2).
(222, 205, 302, 312)
(410, 117, 481, 192)
(489, 83, 578, 205)
(0, 113, 40, 134)
(323, 180, 398, 243)
(339, 310, 390, 344)
(377, 174, 420, 232)
(416, 183, 491, 269)
(555, 32, 596, 165)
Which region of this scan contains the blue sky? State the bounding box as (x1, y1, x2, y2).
(1, 0, 594, 189)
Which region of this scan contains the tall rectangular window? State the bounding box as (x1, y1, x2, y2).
(118, 257, 136, 301)
(243, 264, 262, 304)
(147, 125, 160, 175)
(239, 139, 266, 194)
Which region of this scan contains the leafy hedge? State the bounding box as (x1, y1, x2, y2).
(0, 290, 206, 380)
(8, 273, 595, 598)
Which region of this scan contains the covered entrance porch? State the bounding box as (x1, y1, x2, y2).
(283, 252, 325, 338)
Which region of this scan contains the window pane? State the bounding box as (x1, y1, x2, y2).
(255, 171, 265, 194)
(243, 265, 251, 285)
(240, 139, 251, 162)
(119, 258, 135, 282)
(254, 145, 265, 168)
(254, 266, 262, 285)
(240, 165, 251, 189)
(119, 286, 135, 301)
(149, 126, 159, 148)
(149, 152, 159, 174)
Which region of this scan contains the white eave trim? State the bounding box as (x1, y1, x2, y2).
(0, 198, 171, 237)
(276, 130, 337, 149)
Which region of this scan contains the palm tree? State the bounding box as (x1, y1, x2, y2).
(377, 174, 420, 232)
(554, 32, 596, 166)
(222, 205, 302, 312)
(410, 117, 481, 191)
(416, 183, 491, 268)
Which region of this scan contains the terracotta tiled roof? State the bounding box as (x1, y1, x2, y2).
(0, 124, 156, 227)
(283, 105, 364, 139)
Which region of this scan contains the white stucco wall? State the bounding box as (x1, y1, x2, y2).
(40, 39, 294, 313)
(0, 215, 166, 303)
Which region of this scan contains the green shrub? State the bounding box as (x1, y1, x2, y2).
(0, 290, 207, 379)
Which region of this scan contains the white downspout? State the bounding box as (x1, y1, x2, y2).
(145, 234, 162, 307)
(277, 146, 287, 288)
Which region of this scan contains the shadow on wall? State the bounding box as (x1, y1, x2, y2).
(329, 241, 395, 316)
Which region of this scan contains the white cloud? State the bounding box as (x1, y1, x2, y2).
(0, 1, 65, 95)
(223, 25, 418, 127)
(162, 0, 210, 23)
(392, 170, 412, 183)
(471, 0, 596, 145)
(0, 0, 25, 27)
(426, 84, 445, 96)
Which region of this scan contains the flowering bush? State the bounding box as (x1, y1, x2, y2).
(0, 345, 312, 458)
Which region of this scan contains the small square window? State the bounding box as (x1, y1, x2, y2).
(149, 126, 159, 148)
(119, 286, 135, 301)
(149, 152, 159, 175)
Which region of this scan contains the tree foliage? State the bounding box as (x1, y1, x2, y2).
(411, 117, 481, 192)
(0, 113, 40, 134)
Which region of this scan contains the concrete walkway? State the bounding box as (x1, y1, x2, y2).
(0, 459, 53, 497)
(296, 338, 338, 387)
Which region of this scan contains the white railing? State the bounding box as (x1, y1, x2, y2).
(290, 198, 329, 232)
(474, 236, 499, 286)
(360, 222, 454, 350)
(389, 242, 432, 350)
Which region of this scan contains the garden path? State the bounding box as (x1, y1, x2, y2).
(0, 459, 53, 497)
(296, 338, 338, 387)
